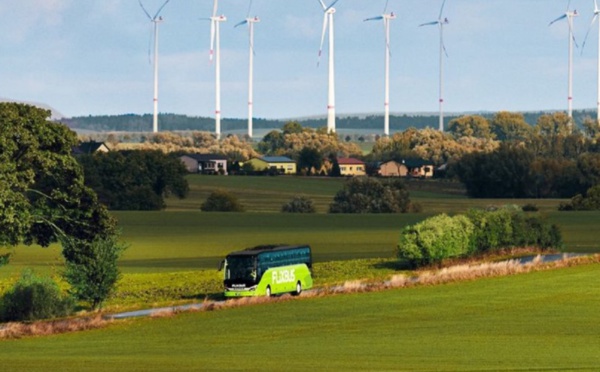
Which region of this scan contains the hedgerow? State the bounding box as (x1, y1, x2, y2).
(398, 209, 563, 267)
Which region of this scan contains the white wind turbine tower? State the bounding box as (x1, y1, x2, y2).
(138, 0, 171, 133)
(207, 0, 227, 139)
(582, 0, 600, 124)
(549, 1, 578, 122)
(235, 1, 260, 139)
(364, 0, 396, 136)
(420, 0, 449, 132)
(318, 0, 341, 133)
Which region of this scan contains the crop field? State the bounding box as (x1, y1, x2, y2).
(1, 263, 599, 371)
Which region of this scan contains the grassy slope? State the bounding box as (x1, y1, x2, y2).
(1, 263, 599, 371)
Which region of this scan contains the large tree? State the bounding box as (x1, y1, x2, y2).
(0, 103, 115, 249)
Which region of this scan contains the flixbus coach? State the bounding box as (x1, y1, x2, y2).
(219, 244, 313, 297)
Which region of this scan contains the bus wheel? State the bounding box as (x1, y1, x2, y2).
(266, 286, 271, 297)
(294, 281, 302, 296)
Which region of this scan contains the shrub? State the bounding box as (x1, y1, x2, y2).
(329, 177, 410, 213)
(201, 189, 245, 212)
(281, 196, 316, 213)
(466, 209, 514, 253)
(0, 269, 74, 322)
(397, 214, 474, 267)
(62, 235, 127, 310)
(522, 203, 539, 212)
(560, 185, 600, 211)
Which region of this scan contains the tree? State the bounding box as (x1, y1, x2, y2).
(0, 102, 116, 248)
(490, 111, 532, 141)
(453, 143, 536, 198)
(258, 130, 285, 155)
(62, 235, 127, 310)
(329, 177, 410, 213)
(447, 115, 493, 139)
(282, 121, 303, 134)
(78, 150, 189, 210)
(297, 147, 323, 175)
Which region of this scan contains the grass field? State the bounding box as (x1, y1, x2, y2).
(1, 263, 599, 371)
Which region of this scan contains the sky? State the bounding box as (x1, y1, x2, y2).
(1, 0, 600, 120)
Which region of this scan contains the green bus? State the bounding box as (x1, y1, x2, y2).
(220, 245, 313, 297)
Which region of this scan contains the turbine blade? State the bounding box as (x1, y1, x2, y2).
(325, 0, 340, 12)
(147, 23, 153, 64)
(549, 14, 567, 26)
(581, 14, 597, 54)
(568, 15, 579, 49)
(153, 0, 171, 19)
(138, 0, 152, 20)
(318, 14, 329, 66)
(318, 0, 327, 11)
(212, 0, 219, 18)
(439, 0, 447, 20)
(210, 21, 216, 62)
(420, 20, 439, 27)
(246, 0, 253, 18)
(596, 0, 599, 14)
(235, 19, 248, 28)
(567, 0, 572, 12)
(383, 0, 389, 14)
(364, 16, 383, 22)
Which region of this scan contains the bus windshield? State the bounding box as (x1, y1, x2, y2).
(226, 255, 257, 283)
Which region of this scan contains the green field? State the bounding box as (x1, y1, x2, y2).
(2, 175, 600, 370)
(1, 263, 599, 371)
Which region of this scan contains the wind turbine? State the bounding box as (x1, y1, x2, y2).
(318, 0, 340, 133)
(364, 0, 396, 136)
(420, 0, 449, 132)
(549, 1, 578, 122)
(138, 0, 171, 133)
(235, 1, 260, 139)
(207, 0, 227, 139)
(582, 0, 600, 124)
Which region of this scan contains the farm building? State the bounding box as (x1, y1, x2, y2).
(246, 156, 296, 174)
(180, 154, 228, 175)
(337, 158, 366, 176)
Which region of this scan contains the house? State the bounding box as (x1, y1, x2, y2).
(379, 159, 434, 178)
(246, 156, 296, 174)
(72, 141, 110, 155)
(378, 160, 409, 177)
(337, 157, 366, 177)
(180, 154, 228, 175)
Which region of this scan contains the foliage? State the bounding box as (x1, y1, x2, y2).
(447, 115, 493, 139)
(0, 269, 74, 322)
(398, 209, 563, 267)
(297, 147, 323, 175)
(78, 150, 189, 210)
(201, 189, 245, 212)
(281, 196, 316, 213)
(62, 235, 127, 310)
(329, 177, 410, 213)
(522, 203, 539, 212)
(559, 185, 600, 211)
(490, 111, 533, 141)
(370, 127, 499, 165)
(397, 214, 474, 267)
(452, 142, 537, 198)
(0, 102, 116, 248)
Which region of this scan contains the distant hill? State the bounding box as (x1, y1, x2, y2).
(61, 109, 597, 135)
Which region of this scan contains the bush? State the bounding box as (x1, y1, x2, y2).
(397, 214, 474, 267)
(329, 177, 410, 213)
(281, 196, 316, 213)
(466, 209, 514, 253)
(522, 203, 539, 212)
(62, 235, 127, 310)
(0, 269, 74, 322)
(201, 189, 245, 212)
(559, 185, 600, 211)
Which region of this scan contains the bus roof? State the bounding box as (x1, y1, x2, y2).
(226, 244, 310, 257)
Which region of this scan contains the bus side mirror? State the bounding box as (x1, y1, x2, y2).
(218, 260, 225, 271)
